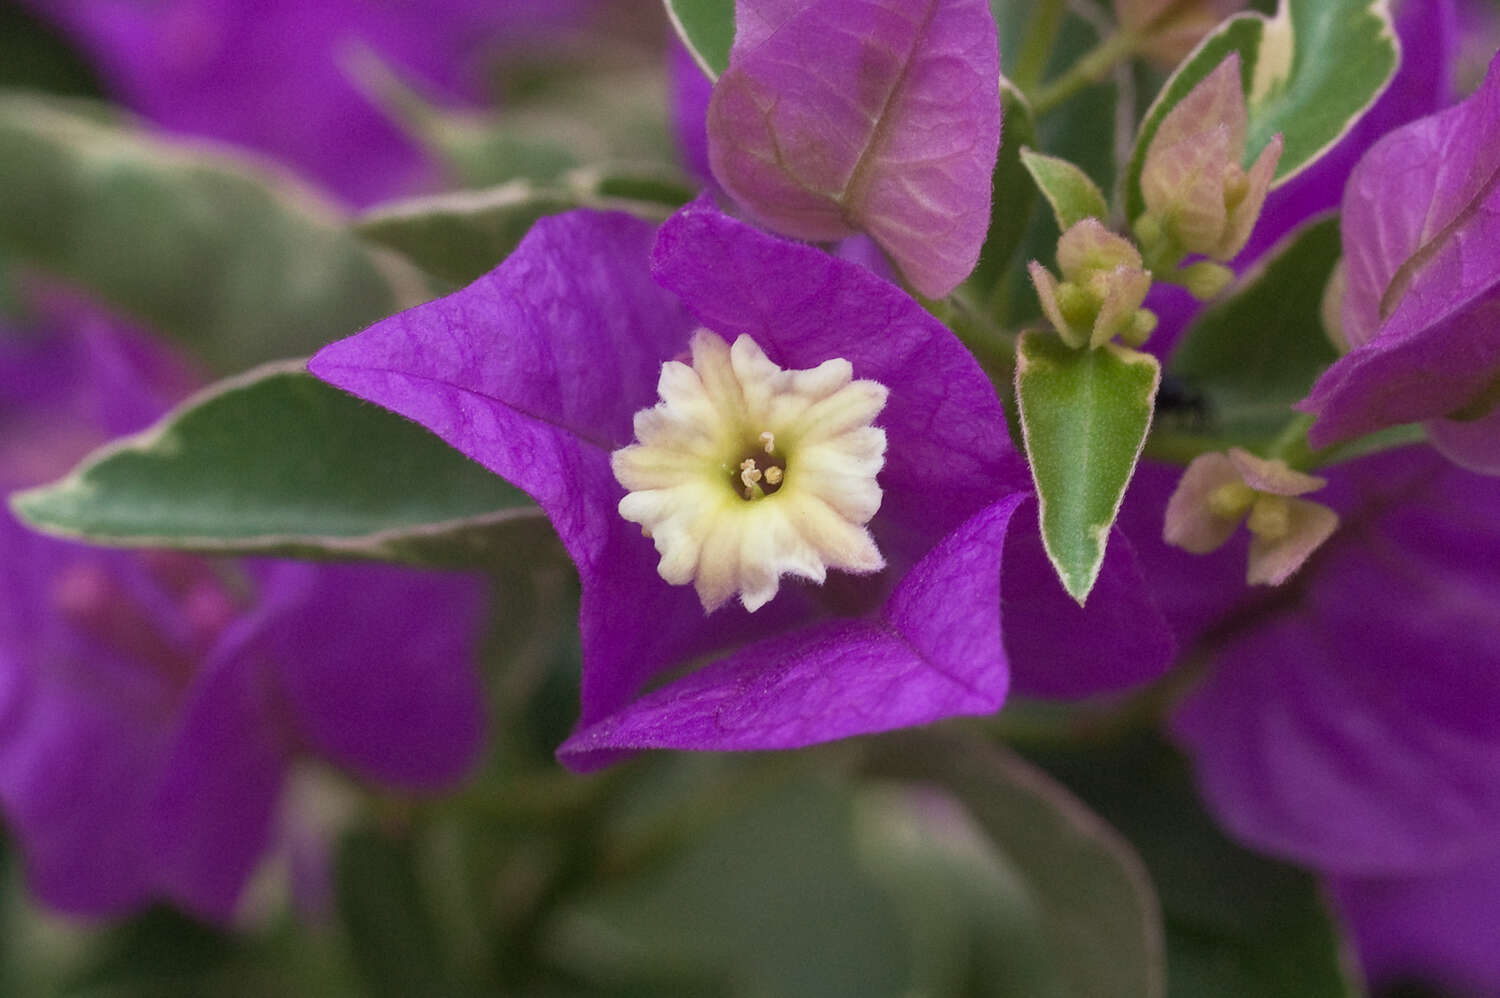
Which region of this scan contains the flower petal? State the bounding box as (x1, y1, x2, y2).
(1303, 51, 1500, 446)
(310, 210, 766, 725)
(1335, 848, 1500, 996)
(651, 199, 1028, 570)
(558, 494, 1023, 769)
(1001, 498, 1175, 699)
(1172, 449, 1500, 873)
(260, 562, 485, 788)
(707, 0, 1001, 296)
(1163, 452, 1245, 553)
(1244, 496, 1338, 585)
(146, 625, 289, 921)
(1426, 407, 1500, 474)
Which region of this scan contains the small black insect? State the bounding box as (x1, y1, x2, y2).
(1154, 375, 1215, 433)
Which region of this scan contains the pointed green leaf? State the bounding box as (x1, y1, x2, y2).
(1124, 0, 1398, 221)
(10, 362, 554, 569)
(0, 95, 424, 372)
(665, 0, 734, 79)
(864, 731, 1165, 998)
(1016, 333, 1160, 603)
(357, 167, 694, 287)
(1032, 736, 1362, 998)
(1020, 148, 1109, 231)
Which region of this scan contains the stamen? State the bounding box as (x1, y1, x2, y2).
(760, 431, 775, 454)
(764, 466, 783, 486)
(739, 458, 763, 497)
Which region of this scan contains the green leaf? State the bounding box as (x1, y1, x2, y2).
(549, 769, 913, 997)
(358, 166, 694, 288)
(1125, 0, 1397, 221)
(665, 0, 734, 79)
(0, 95, 423, 372)
(11, 362, 554, 569)
(1015, 333, 1160, 603)
(864, 731, 1165, 998)
(1032, 736, 1361, 998)
(853, 786, 1066, 998)
(1164, 215, 1341, 445)
(1020, 148, 1110, 231)
(335, 830, 459, 998)
(969, 80, 1039, 302)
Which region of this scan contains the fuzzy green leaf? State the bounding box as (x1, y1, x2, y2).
(357, 167, 694, 287)
(10, 362, 554, 569)
(1016, 333, 1160, 603)
(865, 731, 1166, 998)
(0, 95, 423, 372)
(1020, 148, 1109, 231)
(1032, 736, 1361, 998)
(665, 0, 734, 79)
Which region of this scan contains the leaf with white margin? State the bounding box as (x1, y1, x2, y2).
(1123, 0, 1397, 222)
(10, 362, 554, 569)
(1016, 332, 1160, 604)
(1020, 148, 1110, 231)
(0, 94, 425, 372)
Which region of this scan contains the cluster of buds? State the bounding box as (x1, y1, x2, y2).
(1133, 54, 1283, 297)
(1028, 219, 1157, 350)
(1163, 447, 1338, 585)
(1029, 53, 1281, 351)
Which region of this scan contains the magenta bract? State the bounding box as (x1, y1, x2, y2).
(0, 306, 485, 920)
(1302, 51, 1500, 468)
(706, 0, 1001, 298)
(1119, 449, 1500, 875)
(311, 202, 1173, 770)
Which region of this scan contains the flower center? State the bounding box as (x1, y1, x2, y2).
(734, 431, 786, 498)
(612, 330, 889, 613)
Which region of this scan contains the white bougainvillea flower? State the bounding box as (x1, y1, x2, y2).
(614, 331, 887, 612)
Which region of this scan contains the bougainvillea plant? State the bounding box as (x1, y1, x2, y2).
(1, 0, 1498, 993)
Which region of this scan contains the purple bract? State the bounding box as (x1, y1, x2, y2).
(706, 0, 1001, 298)
(1302, 50, 1500, 472)
(1118, 449, 1500, 875)
(310, 201, 1173, 770)
(0, 300, 485, 920)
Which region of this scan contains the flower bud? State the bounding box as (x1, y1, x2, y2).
(1138, 55, 1283, 264)
(1029, 219, 1154, 349)
(1177, 260, 1234, 300)
(1163, 447, 1338, 586)
(1113, 0, 1249, 67)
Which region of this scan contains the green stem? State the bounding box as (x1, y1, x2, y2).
(1010, 0, 1069, 92)
(935, 289, 1017, 384)
(1031, 31, 1141, 116)
(1265, 412, 1317, 466)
